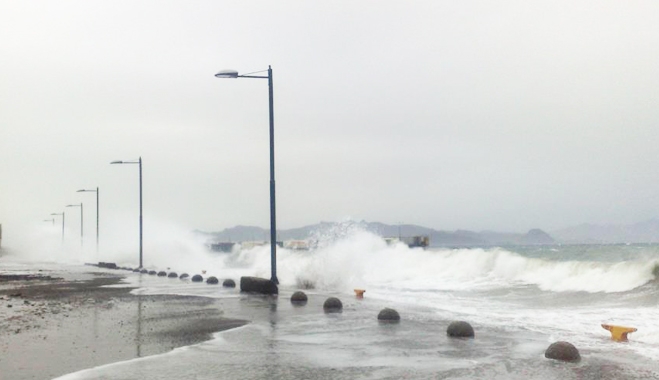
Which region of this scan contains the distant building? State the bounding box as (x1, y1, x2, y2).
(208, 242, 235, 253)
(283, 240, 314, 251)
(385, 235, 430, 248)
(239, 241, 268, 250)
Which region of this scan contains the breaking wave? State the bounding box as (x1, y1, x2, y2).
(227, 230, 659, 294)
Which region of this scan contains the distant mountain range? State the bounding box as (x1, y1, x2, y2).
(195, 218, 659, 246)
(551, 218, 659, 244)
(195, 221, 556, 247)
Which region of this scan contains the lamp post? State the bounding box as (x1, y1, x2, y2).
(44, 218, 55, 226)
(51, 212, 65, 243)
(111, 157, 143, 268)
(66, 203, 83, 247)
(77, 187, 99, 254)
(215, 66, 279, 284)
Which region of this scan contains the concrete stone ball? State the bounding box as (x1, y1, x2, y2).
(377, 308, 401, 322)
(544, 341, 581, 363)
(447, 321, 475, 338)
(132, 268, 140, 273)
(291, 291, 308, 305)
(179, 273, 190, 280)
(222, 279, 236, 288)
(140, 269, 148, 274)
(323, 297, 343, 313)
(191, 274, 204, 282)
(157, 271, 167, 277)
(167, 272, 178, 278)
(148, 270, 157, 275)
(206, 276, 219, 285)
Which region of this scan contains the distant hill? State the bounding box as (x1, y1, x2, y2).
(196, 219, 659, 246)
(196, 221, 556, 247)
(551, 219, 659, 244)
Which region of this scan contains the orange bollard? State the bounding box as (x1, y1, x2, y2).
(601, 324, 637, 342)
(354, 289, 365, 298)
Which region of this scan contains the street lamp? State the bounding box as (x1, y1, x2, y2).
(77, 187, 99, 255)
(111, 157, 143, 268)
(43, 218, 55, 226)
(66, 203, 83, 247)
(51, 212, 65, 243)
(214, 66, 279, 284)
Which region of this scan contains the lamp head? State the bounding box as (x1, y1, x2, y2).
(215, 70, 239, 78)
(110, 160, 123, 164)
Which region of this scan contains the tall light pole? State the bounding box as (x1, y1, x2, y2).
(77, 187, 99, 255)
(111, 157, 143, 268)
(215, 66, 279, 284)
(51, 212, 65, 243)
(44, 218, 55, 226)
(66, 203, 83, 247)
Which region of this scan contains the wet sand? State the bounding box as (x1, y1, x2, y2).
(0, 269, 247, 380)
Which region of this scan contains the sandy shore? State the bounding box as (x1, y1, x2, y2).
(0, 267, 247, 380)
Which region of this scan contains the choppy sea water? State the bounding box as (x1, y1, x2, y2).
(9, 231, 659, 379)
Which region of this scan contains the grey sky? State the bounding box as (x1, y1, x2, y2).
(2, 1, 659, 245)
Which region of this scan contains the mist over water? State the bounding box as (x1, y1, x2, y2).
(6, 221, 659, 296)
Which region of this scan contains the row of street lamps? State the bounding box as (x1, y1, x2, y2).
(47, 159, 141, 266)
(41, 66, 279, 283)
(49, 196, 94, 251)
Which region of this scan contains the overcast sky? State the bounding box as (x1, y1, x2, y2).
(2, 1, 659, 246)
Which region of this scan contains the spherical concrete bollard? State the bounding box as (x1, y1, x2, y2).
(167, 272, 178, 278)
(291, 291, 308, 305)
(447, 321, 475, 338)
(191, 274, 203, 282)
(545, 341, 581, 363)
(323, 297, 343, 313)
(377, 308, 400, 323)
(206, 276, 219, 285)
(157, 271, 167, 277)
(148, 270, 157, 275)
(223, 279, 236, 288)
(132, 268, 140, 273)
(140, 269, 148, 274)
(179, 273, 189, 280)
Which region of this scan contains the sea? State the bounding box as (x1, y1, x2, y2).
(7, 228, 659, 379)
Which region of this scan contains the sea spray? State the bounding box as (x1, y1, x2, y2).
(16, 218, 659, 295)
(278, 234, 658, 294)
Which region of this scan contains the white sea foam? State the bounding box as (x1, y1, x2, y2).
(243, 230, 659, 294)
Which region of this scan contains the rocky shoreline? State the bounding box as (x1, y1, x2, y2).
(0, 269, 247, 380)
